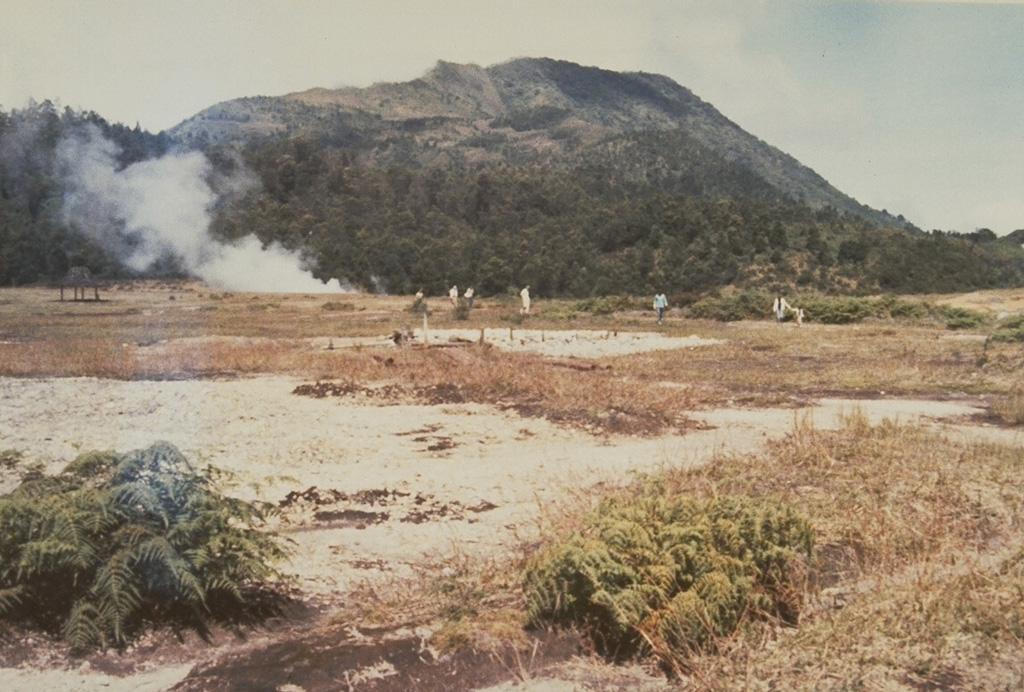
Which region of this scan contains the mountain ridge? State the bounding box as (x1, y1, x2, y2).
(169, 57, 895, 227)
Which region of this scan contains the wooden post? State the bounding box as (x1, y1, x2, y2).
(422, 310, 429, 345)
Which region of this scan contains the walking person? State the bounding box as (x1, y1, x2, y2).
(449, 285, 459, 307)
(464, 286, 475, 308)
(520, 285, 531, 314)
(653, 292, 668, 324)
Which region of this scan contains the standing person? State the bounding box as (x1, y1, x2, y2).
(520, 285, 531, 314)
(773, 295, 792, 323)
(795, 307, 805, 326)
(653, 292, 668, 324)
(449, 285, 459, 307)
(464, 286, 475, 308)
(415, 287, 424, 301)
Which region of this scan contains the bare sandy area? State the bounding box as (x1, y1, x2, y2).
(0, 329, 1017, 692)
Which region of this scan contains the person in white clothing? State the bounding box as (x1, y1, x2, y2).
(464, 286, 475, 308)
(773, 295, 793, 323)
(520, 285, 531, 314)
(449, 285, 459, 307)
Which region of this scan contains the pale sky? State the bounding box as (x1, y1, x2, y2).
(2, 0, 1022, 234)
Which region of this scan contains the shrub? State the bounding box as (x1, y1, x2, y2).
(573, 295, 643, 316)
(452, 300, 470, 321)
(990, 314, 1024, 343)
(883, 296, 931, 320)
(1000, 314, 1024, 331)
(938, 306, 988, 330)
(990, 327, 1024, 343)
(687, 291, 771, 322)
(0, 442, 291, 652)
(523, 493, 813, 670)
(800, 295, 877, 324)
(536, 303, 579, 320)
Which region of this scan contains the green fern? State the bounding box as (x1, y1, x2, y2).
(0, 442, 292, 651)
(0, 585, 23, 615)
(63, 600, 104, 652)
(524, 492, 813, 668)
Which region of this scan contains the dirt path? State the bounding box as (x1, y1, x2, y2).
(0, 366, 1014, 691)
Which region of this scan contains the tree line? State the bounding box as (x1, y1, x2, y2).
(2, 102, 1022, 296)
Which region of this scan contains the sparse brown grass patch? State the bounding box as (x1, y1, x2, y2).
(293, 346, 700, 435)
(650, 414, 1024, 689)
(990, 384, 1024, 426)
(345, 548, 530, 655)
(3, 286, 1020, 410)
(613, 320, 1021, 405)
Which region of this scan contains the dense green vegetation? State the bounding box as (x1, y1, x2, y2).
(0, 441, 290, 652)
(2, 98, 1023, 296)
(209, 132, 1024, 297)
(524, 490, 813, 671)
(0, 101, 170, 285)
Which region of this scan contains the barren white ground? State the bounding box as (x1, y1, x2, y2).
(1, 330, 1018, 692)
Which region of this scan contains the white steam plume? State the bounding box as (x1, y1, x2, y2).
(57, 125, 346, 293)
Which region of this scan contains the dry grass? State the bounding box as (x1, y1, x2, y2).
(612, 320, 1021, 406)
(3, 284, 1021, 432)
(290, 346, 700, 435)
(5, 283, 1023, 686)
(652, 413, 1024, 690)
(333, 413, 1024, 689)
(990, 384, 1024, 426)
(346, 548, 531, 654)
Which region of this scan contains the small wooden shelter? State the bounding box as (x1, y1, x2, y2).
(59, 266, 103, 301)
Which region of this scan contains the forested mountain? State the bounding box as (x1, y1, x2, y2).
(2, 58, 1023, 296)
(173, 58, 893, 226)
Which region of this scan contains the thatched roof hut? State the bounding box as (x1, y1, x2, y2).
(58, 266, 103, 301)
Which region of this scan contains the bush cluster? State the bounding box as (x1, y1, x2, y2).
(687, 290, 771, 322)
(990, 314, 1024, 343)
(685, 290, 992, 328)
(937, 305, 989, 330)
(573, 295, 648, 316)
(452, 300, 471, 321)
(523, 492, 813, 670)
(798, 295, 878, 324)
(0, 442, 291, 652)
